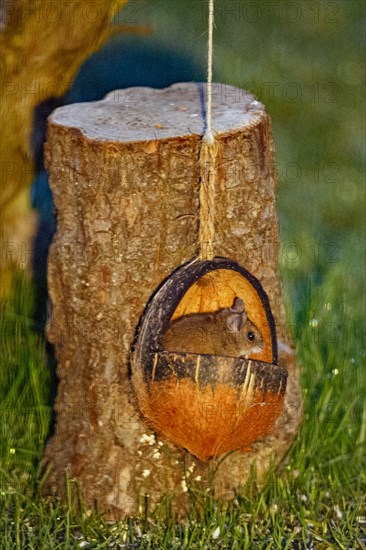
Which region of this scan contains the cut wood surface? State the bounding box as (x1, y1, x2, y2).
(43, 83, 303, 518)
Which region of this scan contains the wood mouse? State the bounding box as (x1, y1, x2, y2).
(163, 297, 264, 358)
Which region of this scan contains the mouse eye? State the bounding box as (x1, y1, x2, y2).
(247, 331, 255, 341)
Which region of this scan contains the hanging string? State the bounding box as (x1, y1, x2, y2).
(205, 0, 214, 144)
(199, 0, 218, 261)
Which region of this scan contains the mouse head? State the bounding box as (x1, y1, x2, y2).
(225, 297, 264, 354)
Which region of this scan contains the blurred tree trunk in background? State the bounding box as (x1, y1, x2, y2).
(0, 0, 130, 295)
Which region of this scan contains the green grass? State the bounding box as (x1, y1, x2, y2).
(1, 0, 365, 547)
(1, 262, 365, 548)
(0, 274, 52, 486)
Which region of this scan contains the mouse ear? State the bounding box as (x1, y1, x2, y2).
(226, 311, 247, 332)
(231, 297, 245, 313)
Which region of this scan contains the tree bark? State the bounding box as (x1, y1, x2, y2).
(0, 0, 129, 294)
(43, 83, 303, 518)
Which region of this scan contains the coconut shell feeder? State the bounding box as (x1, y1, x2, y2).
(43, 82, 303, 517)
(132, 257, 287, 461)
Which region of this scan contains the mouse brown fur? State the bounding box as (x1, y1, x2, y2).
(163, 297, 264, 358)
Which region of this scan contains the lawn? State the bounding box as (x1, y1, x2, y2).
(0, 0, 365, 548)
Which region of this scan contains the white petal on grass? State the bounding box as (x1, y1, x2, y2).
(333, 504, 343, 519)
(139, 434, 156, 445)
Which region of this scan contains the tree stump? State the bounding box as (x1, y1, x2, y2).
(0, 0, 133, 295)
(43, 83, 303, 518)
